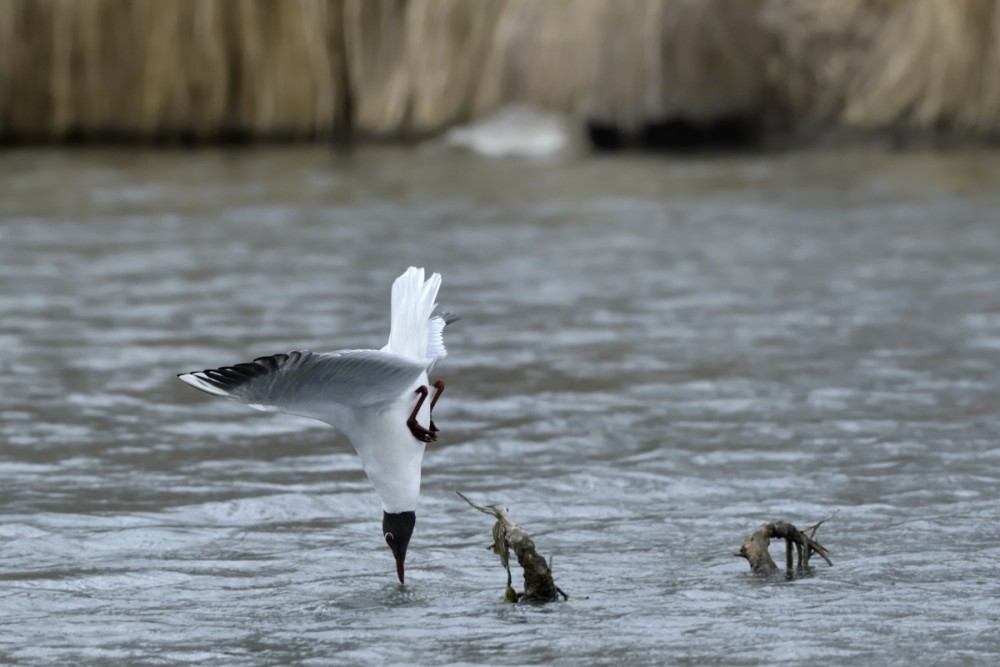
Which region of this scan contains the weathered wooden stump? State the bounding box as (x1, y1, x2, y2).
(736, 514, 834, 574)
(458, 492, 568, 603)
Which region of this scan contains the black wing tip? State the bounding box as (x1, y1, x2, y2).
(178, 350, 313, 388)
(177, 370, 214, 383)
(438, 311, 461, 325)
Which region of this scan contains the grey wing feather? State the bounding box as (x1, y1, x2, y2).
(178, 349, 425, 424)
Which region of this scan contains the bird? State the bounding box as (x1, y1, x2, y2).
(177, 267, 455, 583)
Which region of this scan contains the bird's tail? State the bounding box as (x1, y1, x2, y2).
(384, 267, 445, 364)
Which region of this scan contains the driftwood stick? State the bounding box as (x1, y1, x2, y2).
(803, 511, 838, 540)
(736, 516, 834, 574)
(457, 492, 568, 603)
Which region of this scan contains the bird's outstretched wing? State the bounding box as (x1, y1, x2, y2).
(177, 349, 426, 426)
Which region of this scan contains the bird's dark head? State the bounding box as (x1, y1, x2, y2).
(383, 511, 416, 583)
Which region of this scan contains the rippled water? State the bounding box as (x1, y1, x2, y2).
(1, 147, 999, 665)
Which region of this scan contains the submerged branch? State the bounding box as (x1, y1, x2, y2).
(736, 513, 835, 575)
(457, 492, 568, 603)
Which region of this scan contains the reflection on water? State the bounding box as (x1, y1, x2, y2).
(1, 147, 999, 665)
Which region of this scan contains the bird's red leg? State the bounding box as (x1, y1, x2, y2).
(429, 380, 445, 433)
(407, 385, 436, 443)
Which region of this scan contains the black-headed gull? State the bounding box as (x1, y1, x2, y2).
(177, 267, 455, 583)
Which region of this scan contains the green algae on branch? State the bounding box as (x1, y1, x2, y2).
(736, 513, 835, 575)
(457, 492, 568, 603)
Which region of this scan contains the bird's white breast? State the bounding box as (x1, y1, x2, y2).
(344, 374, 430, 513)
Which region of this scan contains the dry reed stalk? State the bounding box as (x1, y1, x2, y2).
(343, 0, 506, 137)
(0, 0, 61, 137)
(134, 0, 230, 138)
(227, 0, 344, 139)
(975, 4, 1000, 132)
(645, 0, 771, 121)
(471, 0, 602, 119)
(845, 0, 1000, 134)
(0, 2, 14, 126)
(762, 0, 892, 129)
(588, 0, 772, 130)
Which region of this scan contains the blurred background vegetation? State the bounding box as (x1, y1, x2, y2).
(1, 0, 998, 148)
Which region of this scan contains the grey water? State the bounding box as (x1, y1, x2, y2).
(1, 146, 998, 666)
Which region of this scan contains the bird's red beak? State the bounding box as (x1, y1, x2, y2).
(395, 556, 405, 584)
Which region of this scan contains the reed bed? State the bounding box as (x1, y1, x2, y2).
(0, 0, 346, 141)
(845, 0, 1000, 135)
(0, 0, 998, 144)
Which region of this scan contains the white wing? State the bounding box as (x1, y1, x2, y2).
(177, 349, 426, 425)
(385, 267, 436, 360)
(382, 267, 457, 372)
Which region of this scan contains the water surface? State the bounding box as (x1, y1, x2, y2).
(1, 147, 999, 665)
